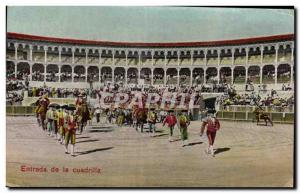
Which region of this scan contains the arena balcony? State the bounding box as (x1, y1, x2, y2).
(6, 32, 294, 89)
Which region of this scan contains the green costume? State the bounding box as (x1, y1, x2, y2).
(178, 113, 189, 141)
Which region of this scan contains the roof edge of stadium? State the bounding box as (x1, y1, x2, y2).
(7, 32, 294, 48)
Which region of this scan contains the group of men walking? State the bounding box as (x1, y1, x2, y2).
(35, 94, 90, 157)
(162, 109, 220, 156)
(35, 93, 221, 157)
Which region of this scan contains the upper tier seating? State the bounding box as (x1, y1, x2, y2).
(248, 55, 261, 64)
(221, 57, 232, 65)
(263, 54, 275, 64)
(234, 56, 246, 65)
(33, 53, 44, 62)
(207, 57, 218, 65)
(193, 58, 205, 65)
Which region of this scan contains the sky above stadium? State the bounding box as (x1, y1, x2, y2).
(7, 7, 294, 43)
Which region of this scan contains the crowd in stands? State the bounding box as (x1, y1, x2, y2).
(218, 88, 294, 109)
(6, 74, 294, 112)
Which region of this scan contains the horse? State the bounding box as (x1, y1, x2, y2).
(76, 102, 91, 134)
(36, 97, 50, 131)
(132, 108, 148, 132)
(253, 108, 273, 126)
(124, 109, 133, 126)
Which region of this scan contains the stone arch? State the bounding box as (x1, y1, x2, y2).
(206, 67, 218, 84)
(262, 65, 275, 84)
(127, 68, 138, 84)
(166, 68, 178, 85)
(277, 64, 291, 83)
(114, 67, 125, 83)
(16, 62, 30, 80)
(140, 68, 151, 84)
(248, 66, 260, 84)
(32, 63, 45, 81)
(101, 66, 112, 83)
(233, 66, 246, 84)
(192, 68, 204, 85)
(6, 61, 15, 79)
(74, 65, 86, 82)
(220, 67, 232, 84)
(153, 68, 164, 85)
(179, 68, 190, 85)
(46, 64, 59, 82)
(61, 65, 72, 82)
(88, 66, 100, 82)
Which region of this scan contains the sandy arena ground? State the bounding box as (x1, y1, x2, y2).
(6, 116, 294, 187)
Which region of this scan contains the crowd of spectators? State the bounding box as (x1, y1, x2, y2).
(218, 88, 294, 109)
(6, 75, 294, 112)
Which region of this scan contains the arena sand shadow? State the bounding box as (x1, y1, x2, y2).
(76, 147, 114, 156)
(214, 147, 231, 155)
(76, 139, 99, 144)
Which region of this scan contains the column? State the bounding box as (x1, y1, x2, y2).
(85, 48, 88, 65)
(164, 51, 167, 66)
(14, 62, 17, 79)
(85, 66, 88, 82)
(290, 65, 293, 84)
(275, 44, 279, 64)
(231, 48, 235, 65)
(177, 51, 180, 66)
(291, 44, 294, 62)
(245, 47, 249, 65)
(58, 46, 62, 63)
(58, 65, 61, 82)
(245, 67, 248, 84)
(72, 66, 74, 82)
(260, 45, 264, 64)
(44, 46, 48, 64)
(29, 63, 33, 81)
(14, 43, 18, 61)
(203, 68, 206, 84)
(231, 68, 234, 85)
(125, 68, 128, 85)
(275, 65, 277, 85)
(217, 67, 220, 84)
(112, 67, 115, 84)
(217, 49, 221, 66)
(204, 50, 207, 66)
(112, 50, 115, 66)
(72, 47, 75, 64)
(125, 50, 128, 66)
(177, 68, 180, 85)
(137, 68, 140, 83)
(29, 45, 33, 61)
(164, 68, 167, 85)
(99, 67, 101, 83)
(151, 68, 154, 85)
(99, 49, 102, 65)
(138, 51, 141, 66)
(151, 51, 154, 66)
(260, 66, 263, 84)
(191, 51, 193, 66)
(44, 64, 47, 82)
(190, 68, 193, 86)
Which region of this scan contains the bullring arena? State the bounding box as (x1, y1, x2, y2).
(6, 21, 294, 187)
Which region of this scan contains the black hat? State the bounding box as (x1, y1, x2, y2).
(61, 105, 68, 109)
(66, 105, 76, 111)
(49, 103, 60, 109)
